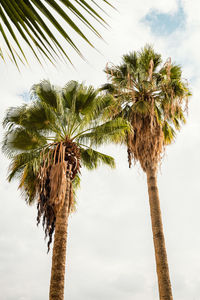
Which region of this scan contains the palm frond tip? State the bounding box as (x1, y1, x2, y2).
(0, 0, 114, 67)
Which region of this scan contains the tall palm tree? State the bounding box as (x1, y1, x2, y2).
(2, 80, 129, 300)
(102, 45, 191, 300)
(0, 1, 113, 68)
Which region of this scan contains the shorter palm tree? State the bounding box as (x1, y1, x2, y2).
(102, 45, 191, 300)
(2, 80, 129, 300)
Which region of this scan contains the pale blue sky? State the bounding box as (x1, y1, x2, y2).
(142, 3, 185, 36)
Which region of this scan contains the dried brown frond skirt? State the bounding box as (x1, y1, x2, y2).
(37, 138, 81, 252)
(127, 114, 164, 172)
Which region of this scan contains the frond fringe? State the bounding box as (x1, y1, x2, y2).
(37, 138, 80, 251)
(127, 114, 164, 171)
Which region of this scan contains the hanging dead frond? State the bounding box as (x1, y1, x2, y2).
(149, 59, 154, 81)
(128, 114, 164, 172)
(36, 137, 81, 251)
(127, 131, 134, 168)
(165, 57, 171, 81)
(150, 96, 155, 132)
(127, 72, 131, 88)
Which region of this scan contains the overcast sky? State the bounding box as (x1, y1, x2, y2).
(0, 1, 200, 300)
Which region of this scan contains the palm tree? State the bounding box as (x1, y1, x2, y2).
(102, 45, 191, 300)
(0, 1, 113, 68)
(2, 80, 129, 300)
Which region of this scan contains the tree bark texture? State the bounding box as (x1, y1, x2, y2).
(49, 177, 71, 300)
(146, 167, 173, 300)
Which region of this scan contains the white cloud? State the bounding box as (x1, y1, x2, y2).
(0, 0, 199, 299)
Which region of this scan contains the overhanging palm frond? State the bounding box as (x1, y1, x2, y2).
(0, 0, 113, 68)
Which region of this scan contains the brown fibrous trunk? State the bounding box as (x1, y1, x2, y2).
(127, 114, 164, 171)
(146, 166, 173, 300)
(49, 177, 72, 300)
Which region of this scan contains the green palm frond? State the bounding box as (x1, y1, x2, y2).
(31, 80, 60, 109)
(7, 149, 41, 181)
(2, 128, 47, 157)
(7, 149, 42, 204)
(80, 147, 115, 169)
(3, 105, 28, 130)
(61, 82, 115, 132)
(138, 44, 162, 73)
(99, 83, 116, 93)
(61, 80, 79, 109)
(162, 122, 176, 144)
(122, 51, 138, 72)
(62, 82, 98, 113)
(0, 0, 113, 68)
(132, 100, 150, 115)
(76, 118, 130, 146)
(72, 173, 81, 190)
(19, 164, 37, 204)
(4, 103, 58, 132)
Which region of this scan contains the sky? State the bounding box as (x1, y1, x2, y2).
(0, 0, 200, 299)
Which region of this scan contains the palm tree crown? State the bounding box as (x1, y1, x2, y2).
(0, 1, 113, 68)
(102, 45, 191, 171)
(2, 80, 128, 249)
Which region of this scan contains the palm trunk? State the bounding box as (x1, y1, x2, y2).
(146, 166, 173, 300)
(49, 177, 71, 300)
